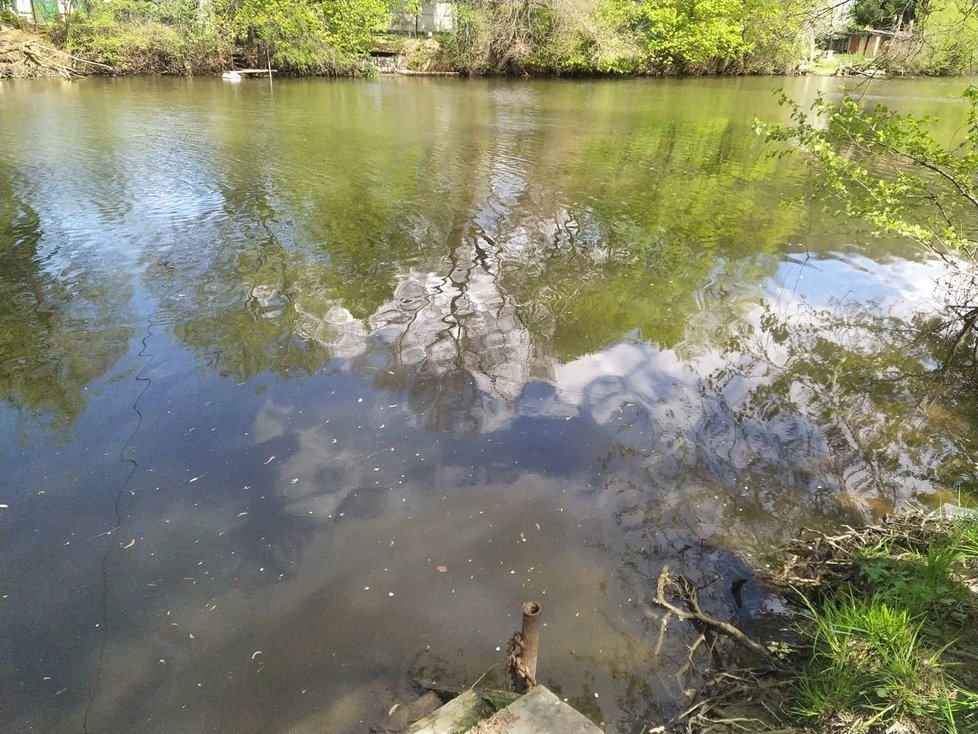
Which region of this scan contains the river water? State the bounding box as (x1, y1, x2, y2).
(0, 75, 975, 733)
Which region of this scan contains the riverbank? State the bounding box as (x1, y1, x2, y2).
(0, 22, 794, 80)
(0, 26, 953, 81)
(4, 0, 977, 81)
(664, 511, 978, 734)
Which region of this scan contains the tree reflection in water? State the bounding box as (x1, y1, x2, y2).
(0, 163, 132, 427)
(3, 78, 976, 734)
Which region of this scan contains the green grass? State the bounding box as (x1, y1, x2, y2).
(793, 517, 978, 733)
(812, 52, 872, 75)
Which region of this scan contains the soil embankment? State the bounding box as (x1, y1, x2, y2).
(0, 26, 107, 78)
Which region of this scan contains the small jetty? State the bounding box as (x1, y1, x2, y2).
(394, 67, 459, 77)
(393, 601, 603, 733)
(221, 68, 275, 81)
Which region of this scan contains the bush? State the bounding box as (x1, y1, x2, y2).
(61, 0, 229, 73)
(917, 2, 978, 75)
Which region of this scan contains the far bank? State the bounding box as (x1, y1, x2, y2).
(3, 0, 977, 80)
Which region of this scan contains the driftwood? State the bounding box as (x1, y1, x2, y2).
(652, 565, 771, 660)
(26, 40, 113, 69)
(395, 67, 459, 76)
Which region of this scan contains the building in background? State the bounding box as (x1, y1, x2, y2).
(9, 0, 76, 21)
(390, 1, 453, 34)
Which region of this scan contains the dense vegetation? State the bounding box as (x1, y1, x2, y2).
(1, 0, 976, 76)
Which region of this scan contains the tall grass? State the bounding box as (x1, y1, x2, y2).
(794, 517, 978, 733)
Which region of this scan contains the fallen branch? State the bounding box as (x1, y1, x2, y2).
(25, 41, 113, 70)
(652, 565, 772, 660)
(21, 46, 79, 78)
(1, 40, 84, 78)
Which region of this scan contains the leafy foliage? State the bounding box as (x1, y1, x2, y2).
(757, 88, 978, 370)
(64, 0, 230, 74)
(222, 0, 400, 71)
(18, 0, 978, 76)
(852, 0, 926, 29)
(620, 0, 753, 68)
(758, 89, 978, 254)
(444, 0, 813, 75)
(917, 0, 978, 74)
(320, 0, 394, 55)
(230, 0, 331, 69)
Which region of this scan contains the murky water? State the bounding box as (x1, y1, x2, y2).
(1, 75, 975, 733)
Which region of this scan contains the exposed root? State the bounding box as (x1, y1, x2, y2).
(665, 669, 805, 734)
(658, 510, 978, 734)
(769, 509, 941, 594)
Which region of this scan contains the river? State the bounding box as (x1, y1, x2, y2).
(0, 75, 974, 733)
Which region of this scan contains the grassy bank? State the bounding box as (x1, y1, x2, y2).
(786, 514, 978, 732)
(672, 512, 978, 733)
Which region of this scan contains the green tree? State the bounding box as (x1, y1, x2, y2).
(228, 0, 397, 70)
(918, 0, 978, 74)
(320, 0, 396, 56)
(230, 0, 331, 69)
(65, 0, 230, 74)
(757, 88, 978, 365)
(623, 0, 751, 68)
(602, 0, 810, 72)
(851, 0, 926, 29)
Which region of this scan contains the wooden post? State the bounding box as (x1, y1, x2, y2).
(520, 601, 541, 686)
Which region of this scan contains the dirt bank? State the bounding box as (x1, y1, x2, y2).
(0, 26, 93, 78)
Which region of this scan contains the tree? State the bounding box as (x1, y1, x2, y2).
(617, 0, 751, 68)
(851, 0, 927, 29)
(917, 0, 978, 74)
(231, 0, 331, 69)
(756, 87, 978, 368)
(602, 0, 811, 72)
(320, 0, 398, 56)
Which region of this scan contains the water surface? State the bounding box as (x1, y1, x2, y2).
(0, 75, 975, 733)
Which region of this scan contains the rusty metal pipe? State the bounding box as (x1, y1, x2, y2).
(520, 601, 541, 687)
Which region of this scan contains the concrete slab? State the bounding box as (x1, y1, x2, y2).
(470, 686, 602, 734)
(403, 690, 492, 734)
